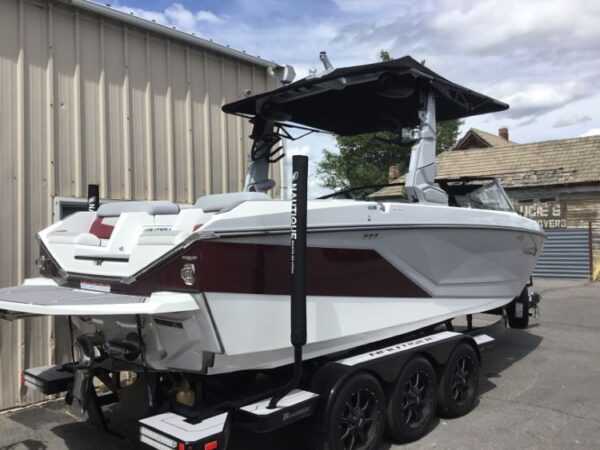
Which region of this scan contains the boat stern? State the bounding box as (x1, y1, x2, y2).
(0, 278, 223, 373)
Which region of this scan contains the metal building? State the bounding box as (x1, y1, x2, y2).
(0, 0, 283, 410)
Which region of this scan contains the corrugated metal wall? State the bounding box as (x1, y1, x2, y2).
(0, 0, 280, 410)
(510, 187, 599, 276)
(533, 228, 592, 278)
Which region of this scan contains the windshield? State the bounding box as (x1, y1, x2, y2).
(465, 180, 514, 212)
(317, 183, 406, 201)
(319, 178, 515, 212)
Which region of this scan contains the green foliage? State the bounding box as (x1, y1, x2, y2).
(437, 119, 464, 153)
(316, 50, 463, 191)
(379, 50, 391, 62)
(317, 132, 407, 191)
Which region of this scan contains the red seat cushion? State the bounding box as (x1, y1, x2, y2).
(89, 217, 115, 239)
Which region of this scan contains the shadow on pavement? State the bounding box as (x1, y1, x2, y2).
(479, 327, 543, 395)
(4, 326, 542, 450)
(0, 440, 48, 450)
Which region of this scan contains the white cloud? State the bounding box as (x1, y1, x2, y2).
(553, 114, 592, 128)
(111, 3, 225, 35)
(196, 11, 224, 24)
(497, 81, 589, 120)
(164, 4, 197, 32)
(580, 128, 600, 137)
(430, 0, 600, 57)
(333, 0, 418, 14)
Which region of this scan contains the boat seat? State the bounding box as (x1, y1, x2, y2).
(97, 201, 180, 218)
(194, 192, 271, 213)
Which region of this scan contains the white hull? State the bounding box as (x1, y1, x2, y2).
(203, 293, 511, 374)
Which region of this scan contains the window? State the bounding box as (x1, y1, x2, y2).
(53, 197, 112, 221)
(53, 197, 90, 221)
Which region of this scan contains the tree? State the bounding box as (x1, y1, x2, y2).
(316, 50, 463, 191)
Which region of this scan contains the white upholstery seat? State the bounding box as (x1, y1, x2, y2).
(97, 201, 180, 217)
(194, 192, 271, 213)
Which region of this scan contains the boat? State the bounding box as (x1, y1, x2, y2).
(0, 55, 545, 378)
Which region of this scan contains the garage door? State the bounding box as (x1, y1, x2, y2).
(533, 228, 591, 278)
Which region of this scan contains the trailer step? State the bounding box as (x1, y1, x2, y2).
(473, 333, 495, 351)
(238, 389, 319, 432)
(22, 364, 75, 395)
(139, 412, 228, 450)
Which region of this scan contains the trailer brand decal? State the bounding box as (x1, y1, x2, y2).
(337, 331, 460, 366)
(283, 406, 311, 422)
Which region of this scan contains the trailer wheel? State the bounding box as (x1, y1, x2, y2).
(507, 287, 529, 329)
(386, 356, 437, 443)
(319, 372, 385, 450)
(437, 343, 479, 418)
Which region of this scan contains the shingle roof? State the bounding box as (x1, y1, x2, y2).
(374, 135, 600, 197)
(453, 128, 516, 149)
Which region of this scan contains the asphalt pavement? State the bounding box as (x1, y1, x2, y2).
(1, 277, 599, 449)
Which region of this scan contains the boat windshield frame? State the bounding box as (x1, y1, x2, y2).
(319, 176, 516, 213)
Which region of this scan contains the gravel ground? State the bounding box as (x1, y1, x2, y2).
(1, 277, 599, 450)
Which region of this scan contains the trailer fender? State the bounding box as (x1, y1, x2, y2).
(309, 362, 359, 433)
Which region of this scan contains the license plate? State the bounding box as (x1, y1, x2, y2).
(515, 303, 524, 318)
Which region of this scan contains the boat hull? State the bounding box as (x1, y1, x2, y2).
(204, 293, 510, 374)
(0, 200, 544, 374)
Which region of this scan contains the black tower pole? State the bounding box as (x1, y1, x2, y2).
(87, 184, 100, 212)
(268, 154, 308, 409)
(290, 155, 308, 347)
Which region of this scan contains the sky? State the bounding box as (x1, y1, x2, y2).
(107, 0, 600, 196)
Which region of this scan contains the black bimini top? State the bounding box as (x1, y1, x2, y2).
(222, 56, 508, 136)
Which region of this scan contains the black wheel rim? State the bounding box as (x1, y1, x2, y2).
(450, 355, 476, 406)
(400, 369, 434, 429)
(338, 387, 380, 450)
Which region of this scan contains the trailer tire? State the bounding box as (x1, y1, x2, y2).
(437, 343, 479, 418)
(507, 287, 529, 329)
(386, 356, 437, 443)
(318, 372, 385, 450)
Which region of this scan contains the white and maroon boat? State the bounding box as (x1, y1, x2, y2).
(0, 56, 544, 377)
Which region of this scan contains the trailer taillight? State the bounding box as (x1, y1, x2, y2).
(204, 441, 218, 450)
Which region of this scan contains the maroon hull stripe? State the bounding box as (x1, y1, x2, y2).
(115, 240, 430, 298)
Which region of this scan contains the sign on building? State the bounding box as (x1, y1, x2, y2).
(517, 202, 567, 229)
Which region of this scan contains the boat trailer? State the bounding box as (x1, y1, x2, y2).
(17, 155, 521, 450)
